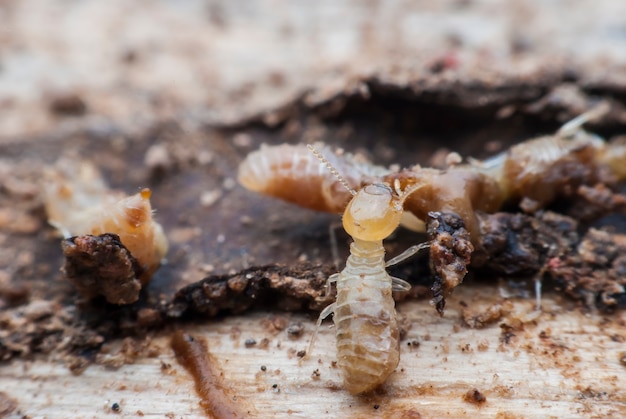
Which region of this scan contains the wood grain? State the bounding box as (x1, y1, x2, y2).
(4, 284, 626, 418)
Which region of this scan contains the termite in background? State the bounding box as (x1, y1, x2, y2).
(237, 104, 622, 312)
(43, 159, 169, 283)
(304, 145, 428, 395)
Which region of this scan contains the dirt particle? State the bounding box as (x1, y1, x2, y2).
(49, 93, 87, 116)
(619, 352, 626, 367)
(270, 316, 287, 332)
(407, 340, 420, 348)
(463, 388, 487, 405)
(144, 144, 171, 172)
(286, 322, 304, 339)
(311, 369, 321, 380)
(463, 300, 513, 329)
(233, 133, 253, 149)
(137, 308, 162, 327)
(200, 189, 223, 208)
(222, 177, 236, 191)
(245, 338, 257, 348)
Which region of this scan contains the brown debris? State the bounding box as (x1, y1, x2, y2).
(61, 234, 144, 305)
(167, 263, 336, 318)
(0, 300, 83, 362)
(0, 274, 30, 308)
(462, 300, 514, 329)
(286, 322, 304, 339)
(427, 211, 473, 315)
(48, 92, 88, 116)
(548, 228, 626, 310)
(568, 184, 626, 221)
(475, 211, 579, 276)
(96, 337, 159, 370)
(0, 207, 42, 235)
(463, 388, 487, 405)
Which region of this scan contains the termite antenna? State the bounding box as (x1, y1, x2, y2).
(307, 144, 357, 196)
(395, 181, 426, 209)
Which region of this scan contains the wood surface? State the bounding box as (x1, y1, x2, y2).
(4, 285, 626, 418)
(3, 1, 626, 418)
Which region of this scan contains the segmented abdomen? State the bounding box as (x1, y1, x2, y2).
(237, 143, 387, 212)
(334, 240, 400, 395)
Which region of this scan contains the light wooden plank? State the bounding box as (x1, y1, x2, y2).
(4, 284, 626, 418)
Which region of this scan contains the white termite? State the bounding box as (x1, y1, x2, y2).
(305, 145, 428, 395)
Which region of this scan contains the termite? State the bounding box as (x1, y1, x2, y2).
(305, 145, 428, 395)
(238, 142, 388, 213)
(238, 105, 621, 311)
(43, 160, 168, 283)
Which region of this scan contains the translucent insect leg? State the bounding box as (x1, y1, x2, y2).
(535, 277, 542, 311)
(385, 242, 430, 268)
(557, 103, 609, 138)
(306, 302, 336, 358)
(391, 277, 411, 292)
(325, 273, 339, 296)
(328, 222, 343, 269)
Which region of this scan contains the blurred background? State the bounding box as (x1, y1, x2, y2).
(2, 0, 625, 139)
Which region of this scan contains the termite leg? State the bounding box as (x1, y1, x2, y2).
(533, 252, 552, 311)
(391, 277, 411, 292)
(535, 278, 542, 311)
(306, 302, 336, 358)
(385, 242, 430, 268)
(325, 273, 339, 296)
(328, 221, 343, 269)
(557, 103, 609, 138)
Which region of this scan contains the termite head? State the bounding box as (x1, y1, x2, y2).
(342, 183, 403, 241)
(308, 144, 422, 241)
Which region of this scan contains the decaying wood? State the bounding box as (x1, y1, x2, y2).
(3, 290, 626, 418)
(3, 1, 626, 417)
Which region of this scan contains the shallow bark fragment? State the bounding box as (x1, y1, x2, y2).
(62, 234, 144, 305)
(548, 228, 626, 310)
(167, 264, 336, 318)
